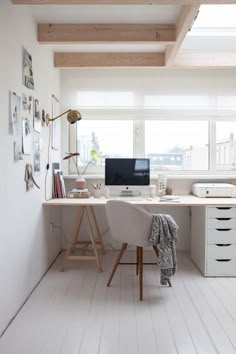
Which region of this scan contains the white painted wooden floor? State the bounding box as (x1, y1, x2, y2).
(1, 250, 236, 354)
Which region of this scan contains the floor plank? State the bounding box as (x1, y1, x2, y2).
(1, 251, 236, 354)
(179, 253, 236, 354)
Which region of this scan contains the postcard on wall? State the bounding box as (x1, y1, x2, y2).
(28, 95, 33, 119)
(22, 117, 32, 155)
(9, 91, 21, 135)
(33, 98, 41, 133)
(23, 48, 34, 90)
(9, 91, 23, 161)
(22, 93, 28, 111)
(33, 140, 40, 172)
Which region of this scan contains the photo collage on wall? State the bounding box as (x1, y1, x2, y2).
(8, 47, 49, 190)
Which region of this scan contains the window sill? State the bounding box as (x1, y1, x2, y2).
(63, 174, 236, 181)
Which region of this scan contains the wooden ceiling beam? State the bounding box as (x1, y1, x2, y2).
(174, 51, 236, 67)
(38, 24, 175, 44)
(54, 52, 165, 67)
(165, 4, 200, 66)
(10, 1, 236, 5)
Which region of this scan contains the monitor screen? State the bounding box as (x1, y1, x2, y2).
(105, 158, 150, 186)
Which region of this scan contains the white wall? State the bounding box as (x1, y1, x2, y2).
(0, 0, 61, 335)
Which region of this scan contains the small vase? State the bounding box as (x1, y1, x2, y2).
(75, 176, 86, 190)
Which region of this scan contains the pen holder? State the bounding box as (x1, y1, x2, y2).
(93, 189, 101, 198)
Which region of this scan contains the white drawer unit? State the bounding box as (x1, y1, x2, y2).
(207, 260, 236, 276)
(191, 206, 236, 276)
(207, 206, 236, 218)
(208, 218, 236, 229)
(208, 229, 236, 244)
(207, 244, 236, 259)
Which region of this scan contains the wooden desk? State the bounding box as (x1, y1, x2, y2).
(43, 195, 236, 207)
(43, 195, 236, 273)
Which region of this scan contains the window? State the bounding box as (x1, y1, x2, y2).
(216, 121, 236, 171)
(145, 121, 209, 171)
(68, 117, 236, 175)
(73, 120, 133, 171)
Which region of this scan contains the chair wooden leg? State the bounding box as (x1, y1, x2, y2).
(153, 245, 159, 258)
(167, 279, 172, 287)
(107, 243, 128, 287)
(139, 247, 143, 301)
(136, 246, 139, 275)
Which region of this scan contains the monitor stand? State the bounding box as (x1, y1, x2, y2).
(120, 190, 140, 197)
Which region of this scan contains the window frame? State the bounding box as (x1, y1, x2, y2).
(67, 113, 236, 176)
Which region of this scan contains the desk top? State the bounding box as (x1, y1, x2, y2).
(43, 195, 236, 207)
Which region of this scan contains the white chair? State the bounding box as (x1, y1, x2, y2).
(106, 200, 170, 301)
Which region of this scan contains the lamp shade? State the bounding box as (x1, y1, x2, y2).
(67, 110, 82, 124)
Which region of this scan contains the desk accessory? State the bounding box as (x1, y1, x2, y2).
(91, 183, 102, 198)
(63, 149, 101, 190)
(148, 185, 156, 198)
(159, 195, 180, 202)
(104, 187, 110, 198)
(67, 188, 90, 198)
(157, 174, 167, 196)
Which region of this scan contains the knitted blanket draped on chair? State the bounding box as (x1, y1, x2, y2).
(149, 214, 178, 285)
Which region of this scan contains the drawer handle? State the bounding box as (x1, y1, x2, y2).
(216, 218, 231, 221)
(216, 207, 232, 210)
(215, 244, 231, 247)
(216, 228, 231, 231)
(216, 259, 231, 262)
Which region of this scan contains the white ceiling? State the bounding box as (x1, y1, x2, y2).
(28, 5, 180, 24)
(28, 4, 181, 56)
(13, 2, 236, 67)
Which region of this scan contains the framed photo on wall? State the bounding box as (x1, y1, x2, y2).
(51, 94, 60, 150)
(23, 48, 34, 90)
(33, 98, 41, 133)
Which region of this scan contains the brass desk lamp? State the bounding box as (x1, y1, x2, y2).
(46, 109, 82, 126)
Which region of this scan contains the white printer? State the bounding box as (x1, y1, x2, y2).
(192, 183, 236, 198)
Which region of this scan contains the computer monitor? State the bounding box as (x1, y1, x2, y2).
(105, 158, 150, 186)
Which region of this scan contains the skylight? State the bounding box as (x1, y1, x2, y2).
(190, 5, 236, 35)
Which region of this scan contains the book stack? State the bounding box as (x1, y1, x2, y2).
(53, 170, 66, 198)
(67, 188, 90, 199)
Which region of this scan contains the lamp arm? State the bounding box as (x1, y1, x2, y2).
(50, 109, 71, 123)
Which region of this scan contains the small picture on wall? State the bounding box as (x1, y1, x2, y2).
(22, 117, 32, 155)
(33, 140, 40, 172)
(23, 48, 34, 90)
(41, 109, 46, 127)
(9, 91, 23, 161)
(9, 91, 21, 136)
(28, 95, 33, 119)
(22, 93, 28, 111)
(33, 98, 41, 133)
